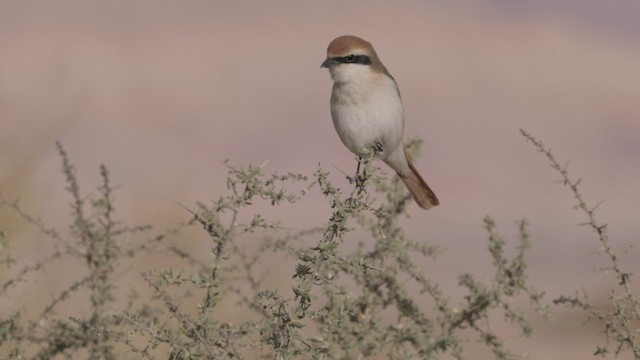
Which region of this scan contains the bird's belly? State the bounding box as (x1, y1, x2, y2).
(331, 98, 404, 159)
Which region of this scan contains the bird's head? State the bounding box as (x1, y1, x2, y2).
(321, 35, 386, 83)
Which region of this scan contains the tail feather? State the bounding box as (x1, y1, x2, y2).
(399, 159, 439, 210)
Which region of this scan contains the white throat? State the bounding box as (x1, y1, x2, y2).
(329, 63, 376, 84)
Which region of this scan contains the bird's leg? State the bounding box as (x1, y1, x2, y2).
(356, 157, 367, 194)
(362, 162, 367, 179)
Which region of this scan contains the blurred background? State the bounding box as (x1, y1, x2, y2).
(1, 0, 639, 358)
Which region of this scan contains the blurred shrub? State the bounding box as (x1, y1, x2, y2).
(521, 130, 639, 358)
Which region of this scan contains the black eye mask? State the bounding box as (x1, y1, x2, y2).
(321, 54, 372, 68)
(335, 54, 372, 65)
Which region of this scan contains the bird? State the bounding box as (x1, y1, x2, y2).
(321, 35, 439, 210)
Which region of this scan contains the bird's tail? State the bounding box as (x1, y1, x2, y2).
(398, 158, 439, 210)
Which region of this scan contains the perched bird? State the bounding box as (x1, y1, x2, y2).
(321, 35, 439, 209)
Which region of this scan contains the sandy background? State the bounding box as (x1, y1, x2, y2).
(1, 1, 639, 359)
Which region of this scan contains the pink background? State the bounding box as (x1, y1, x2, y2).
(1, 1, 639, 358)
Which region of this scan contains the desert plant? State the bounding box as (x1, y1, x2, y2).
(0, 143, 186, 359)
(521, 130, 639, 358)
(0, 137, 569, 360)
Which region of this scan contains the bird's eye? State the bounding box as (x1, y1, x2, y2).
(345, 54, 356, 63)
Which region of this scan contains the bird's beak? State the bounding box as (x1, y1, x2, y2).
(321, 57, 338, 68)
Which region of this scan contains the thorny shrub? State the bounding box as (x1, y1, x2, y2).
(0, 132, 636, 359)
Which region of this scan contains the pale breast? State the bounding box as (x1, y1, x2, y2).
(330, 75, 405, 159)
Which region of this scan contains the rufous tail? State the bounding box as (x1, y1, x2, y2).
(398, 159, 439, 210)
